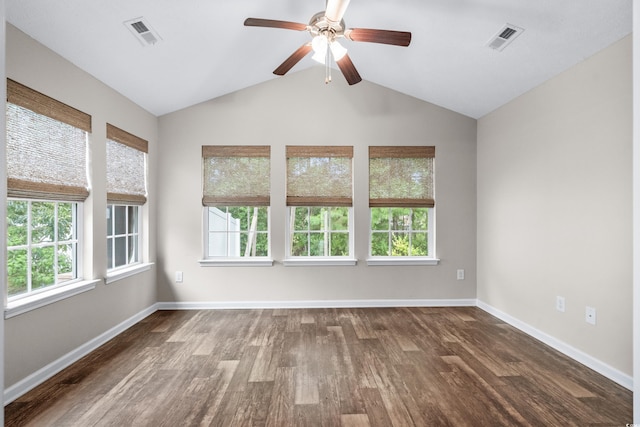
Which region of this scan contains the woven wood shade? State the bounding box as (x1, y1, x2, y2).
(369, 146, 435, 208)
(286, 146, 353, 207)
(202, 145, 271, 206)
(7, 78, 91, 132)
(107, 123, 148, 153)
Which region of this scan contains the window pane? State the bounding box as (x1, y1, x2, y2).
(57, 244, 74, 282)
(390, 208, 411, 231)
(127, 206, 138, 234)
(255, 234, 269, 257)
(412, 209, 428, 230)
(107, 238, 113, 269)
(309, 207, 324, 231)
(128, 236, 138, 263)
(114, 236, 127, 267)
(31, 202, 55, 244)
(107, 205, 113, 236)
(291, 233, 308, 256)
(58, 203, 74, 241)
(7, 200, 28, 246)
(7, 249, 27, 296)
(371, 208, 389, 231)
(114, 206, 126, 235)
(309, 233, 325, 256)
(32, 246, 55, 289)
(293, 207, 308, 231)
(330, 207, 349, 231)
(391, 233, 410, 256)
(256, 208, 268, 231)
(331, 233, 348, 256)
(412, 233, 428, 256)
(371, 233, 389, 256)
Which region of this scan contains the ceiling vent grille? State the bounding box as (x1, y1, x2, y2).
(124, 17, 162, 46)
(487, 24, 524, 51)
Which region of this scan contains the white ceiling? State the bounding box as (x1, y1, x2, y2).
(6, 0, 632, 119)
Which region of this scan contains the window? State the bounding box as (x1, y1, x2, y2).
(286, 146, 355, 263)
(368, 146, 437, 264)
(106, 124, 147, 271)
(7, 200, 80, 298)
(201, 145, 271, 263)
(6, 79, 91, 299)
(107, 205, 140, 269)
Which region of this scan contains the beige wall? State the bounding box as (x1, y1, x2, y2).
(477, 35, 632, 375)
(5, 24, 158, 388)
(157, 67, 477, 304)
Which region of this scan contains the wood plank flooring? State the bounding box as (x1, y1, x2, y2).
(5, 307, 632, 426)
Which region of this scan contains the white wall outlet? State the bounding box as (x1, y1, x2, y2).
(585, 306, 596, 325)
(175, 271, 183, 283)
(456, 269, 465, 280)
(556, 296, 565, 312)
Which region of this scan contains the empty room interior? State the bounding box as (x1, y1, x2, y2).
(1, 0, 639, 425)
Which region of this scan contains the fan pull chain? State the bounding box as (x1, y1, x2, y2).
(325, 39, 331, 84)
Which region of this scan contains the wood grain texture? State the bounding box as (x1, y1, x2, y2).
(5, 307, 632, 426)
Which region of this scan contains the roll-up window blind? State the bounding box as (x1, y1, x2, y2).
(6, 79, 91, 201)
(106, 123, 148, 205)
(369, 146, 435, 208)
(202, 145, 270, 206)
(286, 146, 353, 207)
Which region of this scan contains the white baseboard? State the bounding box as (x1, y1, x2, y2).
(476, 300, 633, 390)
(4, 303, 159, 405)
(156, 298, 478, 310)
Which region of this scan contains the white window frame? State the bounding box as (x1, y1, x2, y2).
(106, 204, 142, 272)
(5, 199, 99, 318)
(199, 206, 273, 267)
(284, 206, 357, 266)
(367, 207, 439, 266)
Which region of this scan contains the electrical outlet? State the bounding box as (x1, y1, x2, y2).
(585, 306, 596, 325)
(556, 296, 565, 313)
(456, 269, 465, 280)
(175, 271, 183, 283)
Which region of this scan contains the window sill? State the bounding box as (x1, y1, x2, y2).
(283, 258, 358, 267)
(5, 279, 101, 319)
(106, 262, 154, 284)
(366, 257, 440, 266)
(199, 258, 274, 267)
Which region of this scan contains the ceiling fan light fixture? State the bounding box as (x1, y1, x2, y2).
(330, 41, 347, 61)
(311, 35, 328, 63)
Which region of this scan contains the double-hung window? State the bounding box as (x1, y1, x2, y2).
(106, 124, 147, 272)
(368, 146, 437, 265)
(6, 79, 91, 300)
(201, 145, 271, 265)
(285, 146, 355, 265)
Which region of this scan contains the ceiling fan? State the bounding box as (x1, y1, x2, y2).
(244, 0, 411, 85)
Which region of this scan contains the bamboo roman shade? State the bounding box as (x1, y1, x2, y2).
(369, 146, 435, 208)
(106, 124, 148, 205)
(286, 146, 353, 207)
(202, 145, 271, 206)
(6, 79, 91, 201)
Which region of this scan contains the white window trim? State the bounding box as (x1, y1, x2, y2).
(199, 258, 274, 267)
(202, 207, 272, 263)
(368, 207, 437, 263)
(283, 257, 357, 267)
(105, 262, 154, 284)
(107, 204, 142, 271)
(285, 206, 355, 262)
(5, 278, 100, 319)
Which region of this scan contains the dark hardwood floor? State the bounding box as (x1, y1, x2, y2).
(5, 307, 632, 426)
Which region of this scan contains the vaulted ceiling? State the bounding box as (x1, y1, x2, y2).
(6, 0, 632, 118)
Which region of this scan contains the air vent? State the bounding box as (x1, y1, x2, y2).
(486, 24, 524, 51)
(124, 17, 162, 46)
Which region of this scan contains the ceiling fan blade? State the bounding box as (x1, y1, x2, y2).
(345, 28, 412, 47)
(336, 54, 362, 85)
(244, 18, 307, 31)
(273, 44, 313, 76)
(325, 0, 351, 23)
